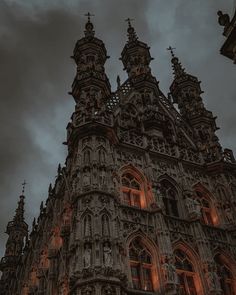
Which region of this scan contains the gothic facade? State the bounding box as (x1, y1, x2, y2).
(1, 16, 236, 295)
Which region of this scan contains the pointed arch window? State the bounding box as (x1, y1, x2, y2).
(129, 238, 153, 291)
(174, 250, 197, 295)
(101, 214, 110, 236)
(83, 215, 92, 237)
(122, 173, 142, 208)
(161, 180, 179, 217)
(196, 191, 214, 225)
(83, 149, 91, 165)
(215, 255, 235, 295)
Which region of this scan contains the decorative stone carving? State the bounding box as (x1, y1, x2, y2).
(205, 264, 221, 292)
(185, 195, 201, 219)
(162, 256, 178, 285)
(101, 284, 116, 295)
(103, 242, 113, 267)
(83, 169, 91, 186)
(83, 243, 92, 268)
(99, 168, 106, 186)
(81, 285, 94, 295)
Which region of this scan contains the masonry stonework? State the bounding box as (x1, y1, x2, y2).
(1, 17, 236, 295)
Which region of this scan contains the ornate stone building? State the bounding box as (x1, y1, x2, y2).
(218, 8, 236, 63)
(1, 16, 236, 295)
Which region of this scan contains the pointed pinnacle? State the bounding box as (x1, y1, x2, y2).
(125, 17, 138, 42)
(13, 195, 25, 223)
(167, 46, 176, 58)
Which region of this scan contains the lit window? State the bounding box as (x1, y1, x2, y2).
(175, 250, 197, 295)
(129, 238, 153, 291)
(122, 173, 141, 208)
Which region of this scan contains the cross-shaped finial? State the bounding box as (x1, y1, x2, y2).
(167, 46, 176, 58)
(125, 18, 134, 28)
(84, 12, 95, 22)
(21, 180, 27, 195)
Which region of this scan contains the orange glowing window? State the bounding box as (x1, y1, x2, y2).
(122, 173, 142, 208)
(129, 238, 153, 291)
(215, 255, 235, 295)
(175, 250, 197, 295)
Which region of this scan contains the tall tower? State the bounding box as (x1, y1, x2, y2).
(1, 15, 236, 295)
(0, 193, 28, 294)
(169, 48, 222, 163)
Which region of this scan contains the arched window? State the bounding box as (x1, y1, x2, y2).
(101, 214, 110, 236)
(174, 250, 197, 295)
(98, 148, 106, 164)
(129, 238, 153, 291)
(161, 180, 179, 217)
(122, 173, 142, 208)
(215, 255, 235, 295)
(83, 215, 92, 237)
(195, 191, 214, 225)
(83, 149, 91, 165)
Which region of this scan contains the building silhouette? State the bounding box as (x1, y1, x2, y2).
(1, 16, 236, 295)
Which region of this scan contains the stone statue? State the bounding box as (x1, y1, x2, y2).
(100, 168, 106, 185)
(217, 11, 230, 27)
(163, 257, 178, 284)
(112, 172, 120, 191)
(83, 244, 92, 268)
(206, 269, 221, 291)
(225, 206, 233, 223)
(83, 169, 91, 186)
(103, 242, 113, 267)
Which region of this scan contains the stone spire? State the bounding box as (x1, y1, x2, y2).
(167, 46, 186, 78)
(0, 190, 28, 295)
(126, 18, 138, 43)
(70, 13, 111, 124)
(120, 18, 153, 80)
(169, 48, 222, 162)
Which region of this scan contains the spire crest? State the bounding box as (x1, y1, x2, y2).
(84, 12, 95, 38)
(21, 180, 27, 195)
(125, 17, 138, 42)
(167, 46, 185, 78)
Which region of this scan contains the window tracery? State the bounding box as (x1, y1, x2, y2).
(122, 173, 142, 208)
(129, 238, 153, 291)
(174, 250, 197, 295)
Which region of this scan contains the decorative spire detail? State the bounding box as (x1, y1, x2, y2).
(125, 18, 138, 42)
(12, 181, 27, 223)
(84, 12, 95, 38)
(167, 46, 186, 78)
(13, 193, 25, 224)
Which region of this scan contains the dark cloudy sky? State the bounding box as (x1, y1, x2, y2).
(0, 0, 235, 258)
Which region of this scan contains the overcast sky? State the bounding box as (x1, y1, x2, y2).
(0, 0, 235, 258)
